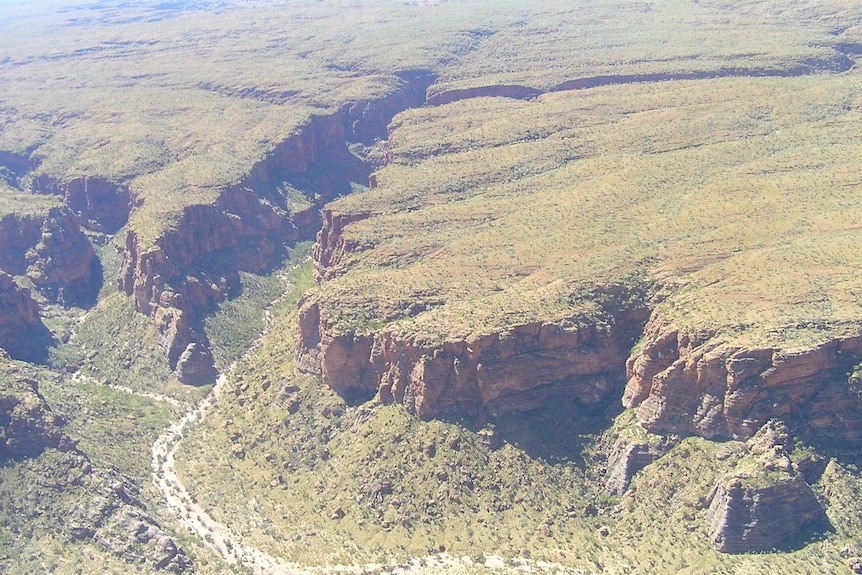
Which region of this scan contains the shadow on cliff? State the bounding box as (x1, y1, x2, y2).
(771, 514, 834, 553)
(482, 394, 623, 465)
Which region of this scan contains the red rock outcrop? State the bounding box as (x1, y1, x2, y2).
(312, 210, 371, 282)
(623, 312, 862, 442)
(705, 421, 826, 553)
(120, 186, 291, 379)
(25, 208, 100, 306)
(117, 73, 436, 382)
(296, 296, 649, 419)
(32, 175, 131, 233)
(0, 271, 52, 362)
(425, 84, 541, 107)
(0, 371, 74, 459)
(342, 70, 435, 144)
(0, 213, 43, 275)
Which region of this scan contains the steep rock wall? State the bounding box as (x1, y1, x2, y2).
(25, 208, 101, 306)
(296, 296, 649, 420)
(426, 52, 853, 107)
(0, 214, 43, 275)
(0, 271, 52, 362)
(0, 209, 100, 307)
(0, 371, 74, 459)
(32, 175, 131, 233)
(342, 70, 435, 144)
(119, 74, 432, 382)
(623, 313, 862, 442)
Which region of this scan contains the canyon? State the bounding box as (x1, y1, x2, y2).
(3, 1, 862, 571)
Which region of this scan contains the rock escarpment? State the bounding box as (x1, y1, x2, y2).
(66, 465, 192, 573)
(119, 76, 432, 383)
(604, 432, 675, 496)
(119, 113, 360, 383)
(296, 290, 650, 420)
(623, 314, 862, 443)
(705, 421, 825, 553)
(0, 370, 74, 459)
(0, 213, 43, 274)
(32, 175, 131, 233)
(0, 271, 51, 362)
(25, 208, 101, 307)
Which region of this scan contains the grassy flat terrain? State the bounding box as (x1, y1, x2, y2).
(310, 72, 862, 355)
(3, 0, 861, 246)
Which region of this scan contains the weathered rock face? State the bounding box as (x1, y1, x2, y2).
(623, 313, 862, 442)
(604, 433, 675, 495)
(296, 296, 649, 419)
(342, 70, 435, 144)
(114, 75, 434, 382)
(32, 175, 131, 233)
(25, 208, 101, 307)
(707, 474, 824, 553)
(0, 372, 74, 459)
(37, 449, 192, 573)
(312, 210, 371, 282)
(0, 214, 43, 275)
(705, 420, 825, 553)
(0, 271, 51, 362)
(426, 84, 542, 106)
(118, 111, 372, 382)
(173, 342, 218, 385)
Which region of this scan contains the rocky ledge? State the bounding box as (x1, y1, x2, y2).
(119, 74, 432, 383)
(623, 313, 862, 443)
(0, 369, 75, 459)
(296, 286, 650, 420)
(0, 271, 52, 362)
(705, 421, 826, 553)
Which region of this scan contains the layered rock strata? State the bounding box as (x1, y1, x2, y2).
(32, 175, 131, 233)
(705, 421, 825, 553)
(296, 294, 650, 420)
(25, 208, 101, 306)
(120, 75, 431, 383)
(0, 271, 51, 362)
(0, 371, 74, 459)
(604, 433, 675, 495)
(623, 314, 862, 443)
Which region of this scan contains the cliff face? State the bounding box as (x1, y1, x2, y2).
(25, 208, 101, 307)
(32, 175, 131, 233)
(705, 421, 825, 553)
(0, 271, 52, 362)
(0, 214, 43, 275)
(119, 73, 432, 382)
(0, 372, 74, 459)
(296, 294, 649, 419)
(623, 313, 862, 442)
(342, 70, 435, 144)
(119, 185, 292, 381)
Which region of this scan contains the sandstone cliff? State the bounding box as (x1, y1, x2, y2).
(26, 208, 101, 307)
(0, 214, 43, 275)
(119, 76, 431, 383)
(32, 175, 131, 234)
(296, 291, 650, 420)
(705, 421, 826, 553)
(0, 369, 74, 459)
(0, 271, 52, 362)
(623, 312, 862, 443)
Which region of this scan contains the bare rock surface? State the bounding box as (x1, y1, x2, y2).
(705, 420, 825, 553)
(0, 271, 51, 362)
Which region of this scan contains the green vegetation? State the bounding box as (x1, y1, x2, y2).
(309, 72, 862, 355)
(4, 0, 862, 573)
(2, 0, 860, 248)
